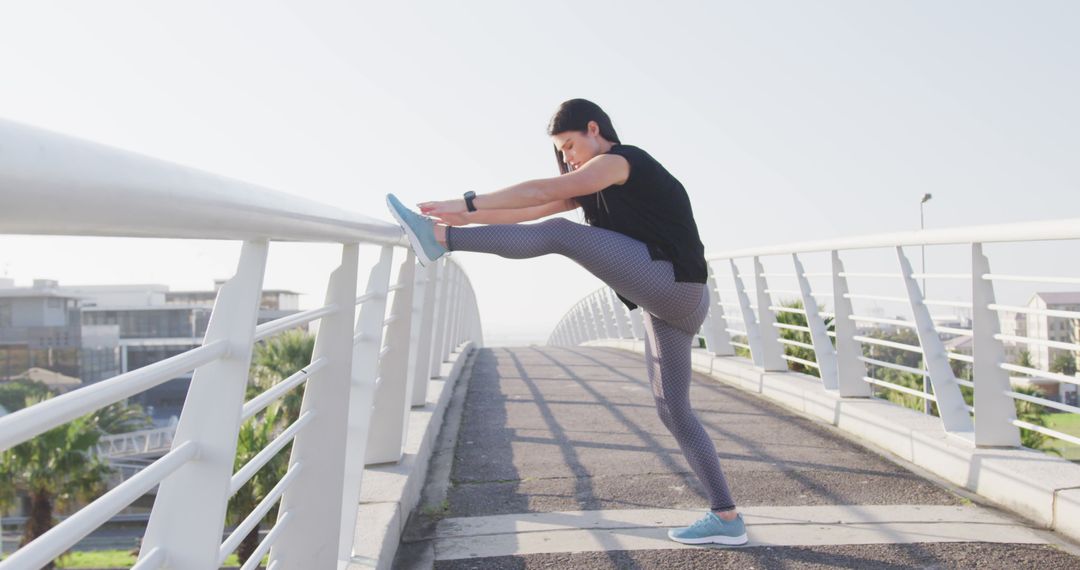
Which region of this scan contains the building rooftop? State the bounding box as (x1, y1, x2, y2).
(0, 289, 84, 300)
(1032, 291, 1080, 305)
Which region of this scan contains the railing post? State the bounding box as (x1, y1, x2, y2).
(139, 240, 268, 570)
(455, 272, 468, 348)
(597, 291, 618, 338)
(703, 261, 734, 356)
(572, 308, 587, 344)
(586, 294, 604, 340)
(444, 264, 461, 356)
(429, 259, 450, 378)
(269, 242, 360, 568)
(896, 247, 974, 436)
(732, 260, 762, 366)
(336, 246, 394, 563)
(610, 290, 633, 339)
(449, 271, 462, 352)
(628, 308, 645, 340)
(972, 243, 1021, 447)
(365, 251, 418, 464)
(793, 254, 839, 389)
(410, 261, 438, 407)
(753, 257, 787, 371)
(832, 251, 871, 397)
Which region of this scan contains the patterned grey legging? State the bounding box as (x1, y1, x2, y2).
(446, 217, 736, 512)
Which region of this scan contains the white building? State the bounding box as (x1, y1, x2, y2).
(1026, 292, 1080, 370)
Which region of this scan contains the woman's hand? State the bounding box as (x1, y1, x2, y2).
(430, 211, 471, 226)
(417, 198, 467, 217)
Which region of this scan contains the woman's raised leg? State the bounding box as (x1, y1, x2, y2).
(447, 218, 703, 327)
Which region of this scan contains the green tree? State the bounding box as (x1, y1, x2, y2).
(224, 329, 315, 566)
(92, 400, 153, 435)
(1017, 349, 1035, 371)
(248, 329, 316, 424)
(1012, 384, 1053, 450)
(0, 394, 112, 570)
(1050, 353, 1077, 377)
(0, 379, 49, 415)
(228, 403, 289, 566)
(862, 328, 929, 413)
(773, 299, 834, 378)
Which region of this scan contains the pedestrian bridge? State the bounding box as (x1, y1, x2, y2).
(1, 119, 1079, 569)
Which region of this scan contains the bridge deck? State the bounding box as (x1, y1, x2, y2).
(395, 346, 1080, 568)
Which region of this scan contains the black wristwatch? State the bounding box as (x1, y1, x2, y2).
(463, 191, 478, 212)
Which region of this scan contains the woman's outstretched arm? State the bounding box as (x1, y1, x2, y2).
(435, 199, 578, 226)
(418, 154, 628, 216)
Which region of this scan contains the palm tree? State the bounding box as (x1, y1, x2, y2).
(228, 403, 289, 566)
(774, 299, 834, 378)
(248, 329, 316, 424)
(1012, 384, 1052, 450)
(0, 394, 112, 570)
(92, 399, 153, 435)
(223, 330, 315, 566)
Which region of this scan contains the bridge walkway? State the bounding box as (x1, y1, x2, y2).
(394, 346, 1080, 569)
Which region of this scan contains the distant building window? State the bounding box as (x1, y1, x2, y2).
(0, 301, 10, 327)
(47, 298, 61, 309)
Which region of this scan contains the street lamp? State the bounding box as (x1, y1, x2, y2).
(919, 193, 932, 415)
(920, 193, 932, 295)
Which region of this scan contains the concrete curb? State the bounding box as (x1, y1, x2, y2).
(585, 340, 1080, 544)
(346, 341, 477, 570)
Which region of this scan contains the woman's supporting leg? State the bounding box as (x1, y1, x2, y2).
(446, 218, 703, 326)
(643, 309, 736, 512)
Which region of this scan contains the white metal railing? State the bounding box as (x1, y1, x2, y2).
(0, 119, 482, 569)
(548, 217, 1080, 452)
(96, 426, 177, 458)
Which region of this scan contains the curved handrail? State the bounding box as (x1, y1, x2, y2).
(706, 217, 1080, 260)
(0, 118, 407, 244)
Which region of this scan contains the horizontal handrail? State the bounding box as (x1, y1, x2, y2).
(982, 274, 1080, 285)
(240, 512, 292, 570)
(0, 119, 407, 245)
(989, 303, 1080, 320)
(230, 412, 315, 496)
(0, 441, 198, 570)
(0, 340, 228, 451)
(253, 305, 340, 342)
(241, 359, 327, 421)
(999, 363, 1079, 386)
(864, 377, 936, 401)
(218, 463, 303, 565)
(706, 216, 1080, 260)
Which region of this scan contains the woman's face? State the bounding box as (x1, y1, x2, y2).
(550, 121, 606, 172)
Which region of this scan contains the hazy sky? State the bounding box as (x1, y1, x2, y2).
(1, 1, 1078, 343)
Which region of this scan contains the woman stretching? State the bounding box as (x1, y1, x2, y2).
(385, 98, 747, 546)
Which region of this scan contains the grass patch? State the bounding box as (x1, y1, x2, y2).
(1044, 413, 1080, 462)
(1046, 413, 1080, 435)
(420, 498, 451, 518)
(0, 550, 249, 568)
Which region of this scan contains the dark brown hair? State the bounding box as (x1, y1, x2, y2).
(547, 99, 620, 224)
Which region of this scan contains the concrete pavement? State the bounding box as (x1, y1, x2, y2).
(395, 346, 1080, 568)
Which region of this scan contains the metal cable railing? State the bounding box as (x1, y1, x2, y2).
(548, 217, 1080, 453)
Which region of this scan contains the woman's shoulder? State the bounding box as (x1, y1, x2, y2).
(607, 143, 647, 157)
(605, 144, 655, 168)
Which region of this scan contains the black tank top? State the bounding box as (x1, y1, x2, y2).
(574, 144, 708, 311)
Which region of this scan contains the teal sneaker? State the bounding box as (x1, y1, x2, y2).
(385, 193, 448, 266)
(667, 511, 748, 546)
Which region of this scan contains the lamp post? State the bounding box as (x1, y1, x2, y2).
(920, 193, 932, 295)
(919, 193, 932, 414)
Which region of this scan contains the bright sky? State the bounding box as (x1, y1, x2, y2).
(1, 1, 1078, 344)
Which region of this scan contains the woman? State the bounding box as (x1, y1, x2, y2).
(385, 98, 747, 546)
